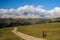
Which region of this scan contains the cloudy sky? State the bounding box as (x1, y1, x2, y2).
(0, 0, 60, 18)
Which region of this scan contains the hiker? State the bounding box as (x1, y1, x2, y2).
(42, 30, 47, 38)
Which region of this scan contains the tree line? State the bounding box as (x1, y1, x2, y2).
(0, 18, 60, 28)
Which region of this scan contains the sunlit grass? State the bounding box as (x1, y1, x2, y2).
(0, 27, 24, 40)
(0, 23, 60, 40)
(18, 23, 60, 40)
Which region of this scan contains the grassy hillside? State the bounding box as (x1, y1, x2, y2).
(0, 27, 24, 40)
(17, 23, 60, 40)
(0, 23, 60, 40)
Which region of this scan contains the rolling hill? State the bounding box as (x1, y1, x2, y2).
(0, 23, 60, 40)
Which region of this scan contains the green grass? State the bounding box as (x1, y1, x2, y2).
(17, 23, 60, 40)
(0, 23, 60, 40)
(0, 27, 24, 40)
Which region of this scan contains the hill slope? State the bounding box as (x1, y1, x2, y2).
(0, 23, 60, 40)
(0, 27, 24, 40)
(18, 23, 60, 40)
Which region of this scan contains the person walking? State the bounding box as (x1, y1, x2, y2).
(42, 30, 47, 38)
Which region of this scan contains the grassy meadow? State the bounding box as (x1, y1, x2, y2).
(0, 27, 24, 40)
(0, 23, 60, 40)
(18, 23, 60, 40)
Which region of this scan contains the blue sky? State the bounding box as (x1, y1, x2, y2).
(0, 0, 60, 18)
(0, 0, 60, 10)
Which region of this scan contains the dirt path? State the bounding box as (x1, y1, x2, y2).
(12, 27, 46, 40)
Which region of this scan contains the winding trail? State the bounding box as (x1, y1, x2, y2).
(12, 27, 46, 40)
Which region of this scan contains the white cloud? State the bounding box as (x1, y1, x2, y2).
(0, 9, 8, 13)
(0, 5, 60, 18)
(9, 9, 16, 13)
(46, 7, 60, 18)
